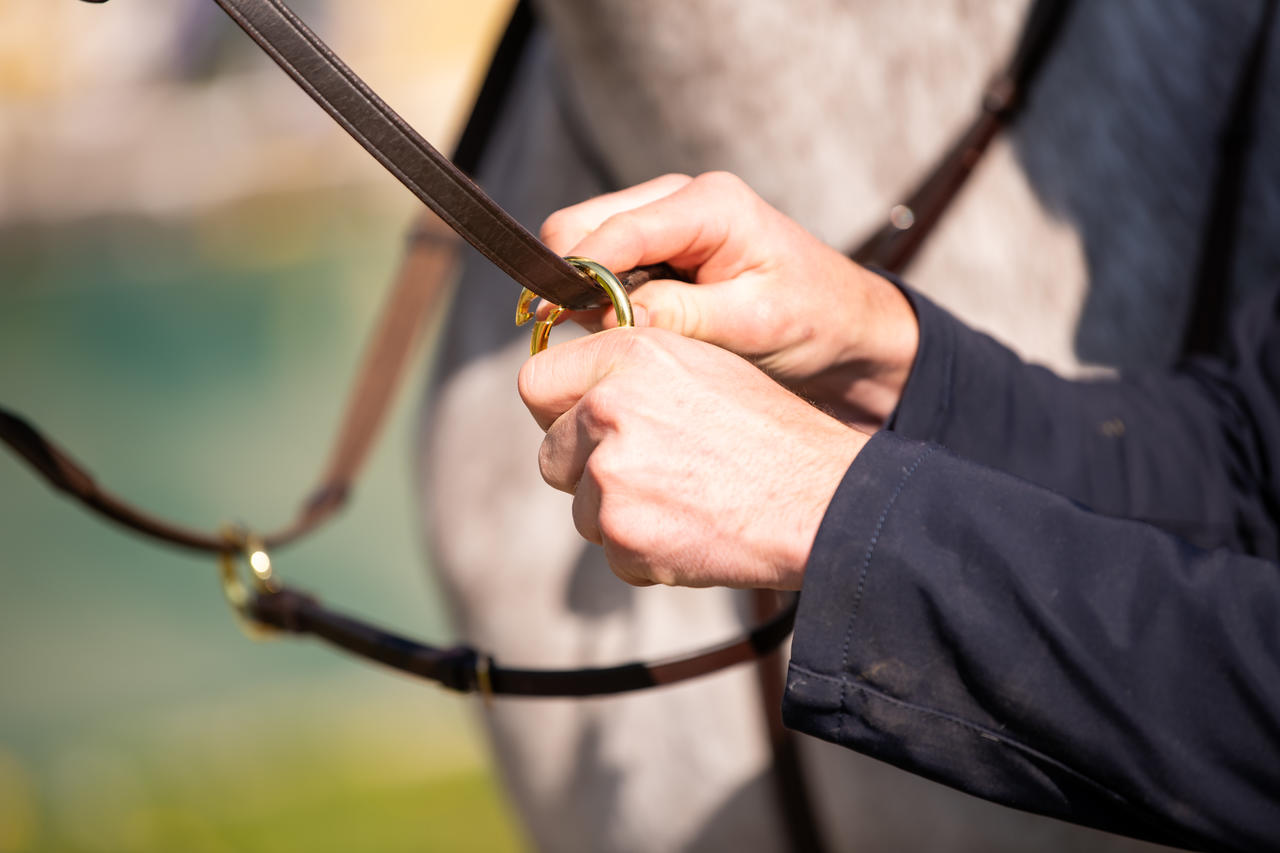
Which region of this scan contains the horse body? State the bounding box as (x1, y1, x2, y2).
(420, 1, 1280, 849)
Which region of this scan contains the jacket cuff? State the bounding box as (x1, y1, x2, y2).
(782, 429, 939, 739)
(878, 275, 959, 442)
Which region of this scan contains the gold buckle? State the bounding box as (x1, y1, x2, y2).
(218, 524, 281, 640)
(474, 654, 495, 708)
(515, 257, 635, 354)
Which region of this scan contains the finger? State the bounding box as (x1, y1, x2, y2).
(564, 172, 761, 282)
(541, 173, 693, 254)
(573, 476, 655, 587)
(608, 276, 767, 352)
(538, 407, 597, 494)
(570, 469, 603, 546)
(517, 327, 634, 432)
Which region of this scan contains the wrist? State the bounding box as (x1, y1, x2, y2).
(776, 418, 868, 589)
(797, 262, 920, 429)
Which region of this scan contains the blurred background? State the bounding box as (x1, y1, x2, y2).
(0, 1, 523, 850)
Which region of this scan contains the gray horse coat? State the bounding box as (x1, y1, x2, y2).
(418, 1, 1280, 850)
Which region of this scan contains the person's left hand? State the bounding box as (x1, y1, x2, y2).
(518, 325, 866, 589)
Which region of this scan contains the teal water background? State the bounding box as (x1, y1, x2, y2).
(0, 191, 522, 851)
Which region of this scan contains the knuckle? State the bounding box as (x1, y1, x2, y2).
(626, 327, 686, 373)
(603, 207, 643, 238)
(583, 446, 623, 489)
(539, 208, 577, 246)
(536, 439, 565, 491)
(616, 325, 667, 358)
(667, 289, 703, 340)
(578, 383, 621, 433)
(596, 501, 633, 552)
(571, 494, 602, 545)
(696, 170, 749, 196)
(655, 172, 694, 190)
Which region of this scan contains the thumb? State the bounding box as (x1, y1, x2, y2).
(619, 277, 765, 353)
(517, 327, 633, 431)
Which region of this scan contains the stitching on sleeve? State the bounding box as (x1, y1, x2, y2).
(938, 315, 955, 429)
(791, 662, 1134, 809)
(837, 444, 936, 743)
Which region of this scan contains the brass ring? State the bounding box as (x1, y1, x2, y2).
(515, 257, 635, 354)
(218, 525, 280, 640)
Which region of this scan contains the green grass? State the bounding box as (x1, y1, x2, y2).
(8, 742, 523, 853)
(0, 190, 525, 853)
(1, 676, 525, 853)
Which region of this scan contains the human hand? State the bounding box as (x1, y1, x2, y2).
(517, 325, 866, 590)
(540, 172, 919, 428)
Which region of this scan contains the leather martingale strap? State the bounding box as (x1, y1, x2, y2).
(851, 0, 1075, 273)
(211, 0, 608, 311)
(250, 586, 798, 698)
(0, 215, 460, 554)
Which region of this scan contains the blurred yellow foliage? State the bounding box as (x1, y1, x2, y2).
(0, 749, 37, 853)
(0, 0, 513, 221)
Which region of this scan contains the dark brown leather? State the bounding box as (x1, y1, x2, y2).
(852, 0, 1075, 273)
(0, 215, 460, 554)
(211, 0, 615, 311)
(249, 585, 797, 697)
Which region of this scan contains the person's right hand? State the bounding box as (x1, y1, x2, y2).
(539, 171, 920, 427)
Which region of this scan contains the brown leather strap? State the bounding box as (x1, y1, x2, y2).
(301, 218, 462, 529)
(210, 0, 611, 311)
(852, 0, 1075, 273)
(0, 217, 459, 553)
(250, 585, 798, 697)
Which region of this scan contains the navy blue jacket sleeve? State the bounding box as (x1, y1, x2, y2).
(783, 284, 1280, 850)
(889, 284, 1280, 558)
(783, 432, 1280, 851)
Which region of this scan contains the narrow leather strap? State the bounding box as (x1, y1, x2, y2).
(0, 218, 459, 553)
(249, 585, 799, 697)
(852, 0, 1075, 273)
(299, 215, 462, 530)
(211, 0, 608, 311)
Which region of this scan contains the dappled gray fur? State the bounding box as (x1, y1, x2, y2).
(419, 2, 1280, 850)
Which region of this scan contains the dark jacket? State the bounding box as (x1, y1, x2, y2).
(783, 282, 1280, 851)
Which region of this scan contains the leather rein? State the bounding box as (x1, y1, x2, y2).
(2, 0, 1071, 699)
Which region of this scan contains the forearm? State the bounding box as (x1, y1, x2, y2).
(784, 432, 1280, 851)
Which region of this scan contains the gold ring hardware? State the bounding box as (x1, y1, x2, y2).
(515, 256, 635, 354)
(218, 524, 282, 640)
(474, 654, 495, 708)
